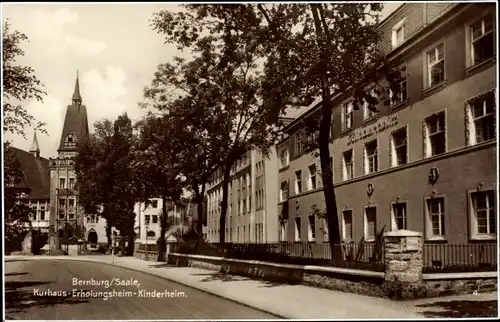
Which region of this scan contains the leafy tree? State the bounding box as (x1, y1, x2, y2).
(3, 21, 45, 252)
(75, 114, 138, 255)
(2, 20, 46, 137)
(255, 4, 401, 256)
(3, 142, 35, 254)
(148, 5, 285, 244)
(133, 113, 187, 261)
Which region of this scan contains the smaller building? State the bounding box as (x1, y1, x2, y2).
(134, 198, 197, 244)
(10, 133, 51, 232)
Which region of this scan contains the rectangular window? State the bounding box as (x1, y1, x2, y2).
(364, 140, 378, 174)
(295, 217, 301, 242)
(59, 212, 65, 220)
(280, 148, 289, 168)
(40, 210, 46, 220)
(68, 178, 75, 189)
(391, 127, 408, 166)
(472, 190, 496, 235)
(295, 170, 302, 194)
(249, 196, 252, 212)
(308, 164, 317, 190)
(427, 44, 445, 87)
(280, 181, 289, 202)
(363, 89, 378, 120)
(59, 198, 66, 208)
(342, 102, 354, 131)
(392, 203, 407, 231)
(365, 207, 376, 241)
(468, 92, 496, 144)
(68, 199, 75, 208)
(390, 66, 408, 106)
(145, 215, 150, 225)
(392, 19, 405, 48)
(427, 197, 445, 238)
(424, 111, 446, 157)
(59, 178, 66, 189)
(342, 150, 354, 180)
(470, 15, 494, 66)
(308, 215, 316, 241)
(152, 215, 158, 224)
(152, 200, 158, 208)
(243, 199, 247, 214)
(342, 210, 353, 241)
(323, 218, 329, 242)
(296, 132, 303, 155)
(280, 220, 287, 241)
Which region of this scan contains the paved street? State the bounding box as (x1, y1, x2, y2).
(4, 258, 279, 320)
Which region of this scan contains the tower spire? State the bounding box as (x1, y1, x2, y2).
(30, 130, 40, 158)
(72, 70, 82, 104)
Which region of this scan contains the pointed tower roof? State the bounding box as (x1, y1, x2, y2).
(72, 70, 82, 104)
(29, 131, 40, 153)
(58, 72, 89, 152)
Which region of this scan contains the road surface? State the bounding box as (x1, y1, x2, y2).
(5, 258, 279, 320)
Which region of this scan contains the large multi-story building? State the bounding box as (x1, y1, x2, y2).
(205, 147, 279, 243)
(277, 3, 497, 245)
(48, 73, 90, 248)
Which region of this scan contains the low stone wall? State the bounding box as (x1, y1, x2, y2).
(168, 253, 388, 298)
(133, 250, 157, 261)
(167, 253, 497, 300)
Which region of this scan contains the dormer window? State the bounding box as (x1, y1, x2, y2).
(64, 132, 77, 148)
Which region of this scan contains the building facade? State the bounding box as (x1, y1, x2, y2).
(277, 3, 497, 245)
(206, 148, 279, 243)
(49, 74, 90, 246)
(11, 133, 51, 232)
(134, 198, 198, 244)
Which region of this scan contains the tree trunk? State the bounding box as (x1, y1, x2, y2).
(127, 233, 134, 256)
(311, 4, 342, 260)
(218, 160, 232, 245)
(193, 182, 206, 251)
(157, 196, 168, 262)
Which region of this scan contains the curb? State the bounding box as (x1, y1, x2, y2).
(6, 256, 288, 319)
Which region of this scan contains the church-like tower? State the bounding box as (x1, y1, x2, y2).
(48, 72, 89, 253)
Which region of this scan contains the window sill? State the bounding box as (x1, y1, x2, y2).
(389, 99, 409, 112)
(279, 165, 290, 173)
(362, 114, 379, 125)
(341, 128, 354, 136)
(470, 235, 497, 242)
(425, 236, 447, 243)
(465, 57, 496, 76)
(422, 80, 447, 97)
(364, 239, 375, 243)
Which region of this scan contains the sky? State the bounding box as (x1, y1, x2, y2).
(2, 2, 401, 159)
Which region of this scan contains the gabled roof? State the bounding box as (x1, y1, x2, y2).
(58, 104, 89, 151)
(10, 147, 50, 200)
(58, 74, 89, 152)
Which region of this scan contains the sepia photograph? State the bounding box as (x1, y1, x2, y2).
(2, 1, 498, 320)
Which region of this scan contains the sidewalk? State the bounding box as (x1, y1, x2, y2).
(6, 255, 498, 319)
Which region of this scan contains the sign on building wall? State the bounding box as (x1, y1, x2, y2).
(347, 115, 399, 145)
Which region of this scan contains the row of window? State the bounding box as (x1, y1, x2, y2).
(58, 198, 76, 210)
(145, 214, 159, 225)
(281, 189, 496, 243)
(59, 177, 76, 189)
(209, 223, 258, 243)
(279, 91, 496, 199)
(29, 211, 47, 221)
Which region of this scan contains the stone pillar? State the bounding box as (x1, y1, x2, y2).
(383, 230, 424, 299)
(21, 231, 33, 255)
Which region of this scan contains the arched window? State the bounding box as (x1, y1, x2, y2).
(147, 231, 156, 239)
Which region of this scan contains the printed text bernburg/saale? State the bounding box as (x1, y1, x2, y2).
(72, 277, 141, 288)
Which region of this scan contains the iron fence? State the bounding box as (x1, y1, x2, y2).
(171, 242, 386, 272)
(423, 243, 498, 273)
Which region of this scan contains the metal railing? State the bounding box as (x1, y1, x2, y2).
(171, 242, 386, 272)
(423, 243, 498, 273)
